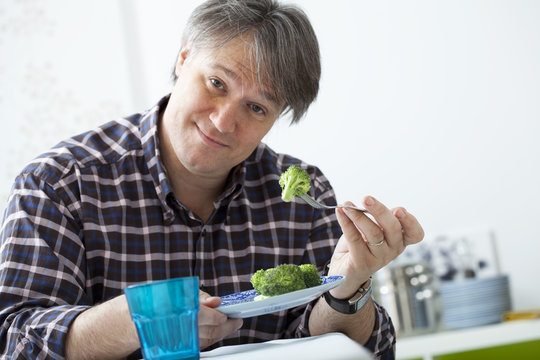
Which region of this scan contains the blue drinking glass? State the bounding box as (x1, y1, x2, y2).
(124, 277, 200, 360)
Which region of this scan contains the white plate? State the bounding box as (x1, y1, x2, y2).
(217, 276, 345, 318)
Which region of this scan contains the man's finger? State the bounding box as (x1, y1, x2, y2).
(360, 196, 403, 250)
(199, 305, 227, 326)
(392, 207, 424, 245)
(335, 207, 367, 253)
(200, 294, 221, 309)
(199, 316, 243, 349)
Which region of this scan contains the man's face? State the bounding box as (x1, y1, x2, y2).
(161, 37, 283, 180)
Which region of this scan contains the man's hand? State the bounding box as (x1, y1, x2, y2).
(329, 195, 424, 299)
(309, 195, 423, 345)
(198, 290, 243, 350)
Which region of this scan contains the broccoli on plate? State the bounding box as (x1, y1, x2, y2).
(250, 263, 322, 300)
(299, 264, 322, 288)
(279, 165, 311, 202)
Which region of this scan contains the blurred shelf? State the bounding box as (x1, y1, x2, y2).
(396, 319, 540, 360)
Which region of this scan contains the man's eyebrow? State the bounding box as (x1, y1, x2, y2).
(214, 64, 282, 106)
(215, 64, 239, 80)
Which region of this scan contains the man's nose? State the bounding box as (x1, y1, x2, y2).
(210, 101, 237, 133)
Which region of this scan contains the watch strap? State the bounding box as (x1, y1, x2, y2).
(323, 277, 372, 314)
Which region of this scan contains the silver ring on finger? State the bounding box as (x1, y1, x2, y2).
(368, 239, 385, 247)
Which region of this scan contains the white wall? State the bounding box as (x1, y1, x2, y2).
(1, 0, 539, 310)
(0, 0, 135, 198)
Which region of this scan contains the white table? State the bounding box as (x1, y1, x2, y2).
(201, 332, 374, 360)
(396, 319, 540, 360)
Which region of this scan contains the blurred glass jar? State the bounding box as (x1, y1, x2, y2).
(373, 262, 442, 337)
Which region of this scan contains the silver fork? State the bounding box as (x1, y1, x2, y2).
(299, 194, 366, 212)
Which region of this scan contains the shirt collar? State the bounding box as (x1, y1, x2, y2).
(214, 161, 245, 207)
(214, 143, 266, 206)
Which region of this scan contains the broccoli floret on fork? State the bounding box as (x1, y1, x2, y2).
(279, 165, 311, 202)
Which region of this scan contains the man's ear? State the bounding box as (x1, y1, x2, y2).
(174, 46, 191, 77)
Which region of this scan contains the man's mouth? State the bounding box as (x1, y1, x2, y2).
(197, 125, 228, 148)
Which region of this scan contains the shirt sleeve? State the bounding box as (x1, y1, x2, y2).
(364, 301, 397, 359)
(287, 297, 396, 359)
(0, 172, 89, 359)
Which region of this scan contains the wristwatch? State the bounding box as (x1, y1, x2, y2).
(323, 277, 373, 314)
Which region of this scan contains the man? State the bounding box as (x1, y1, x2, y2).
(0, 0, 423, 359)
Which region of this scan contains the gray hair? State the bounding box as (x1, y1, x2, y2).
(172, 0, 321, 124)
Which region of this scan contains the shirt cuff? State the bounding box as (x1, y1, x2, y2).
(7, 305, 89, 359)
(363, 300, 397, 359)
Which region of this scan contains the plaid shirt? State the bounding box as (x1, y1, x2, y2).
(0, 95, 396, 359)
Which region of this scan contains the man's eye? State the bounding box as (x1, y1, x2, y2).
(211, 78, 224, 89)
(250, 104, 265, 115)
